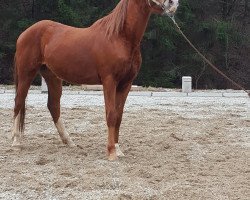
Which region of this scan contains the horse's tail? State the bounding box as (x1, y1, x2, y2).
(13, 54, 26, 132)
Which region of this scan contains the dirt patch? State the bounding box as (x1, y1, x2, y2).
(0, 97, 249, 199)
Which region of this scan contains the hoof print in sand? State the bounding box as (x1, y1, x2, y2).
(35, 157, 52, 165)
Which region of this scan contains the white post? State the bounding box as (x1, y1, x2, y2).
(41, 77, 48, 93)
(182, 76, 192, 93)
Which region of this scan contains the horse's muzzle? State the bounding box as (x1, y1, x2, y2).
(164, 6, 177, 17)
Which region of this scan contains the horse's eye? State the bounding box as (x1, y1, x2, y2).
(169, 0, 173, 4)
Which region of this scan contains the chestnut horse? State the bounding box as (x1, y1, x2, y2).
(12, 0, 179, 160)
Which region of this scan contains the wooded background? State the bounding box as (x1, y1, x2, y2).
(0, 0, 249, 89)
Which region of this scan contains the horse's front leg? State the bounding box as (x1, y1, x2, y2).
(114, 83, 132, 157)
(103, 77, 118, 160)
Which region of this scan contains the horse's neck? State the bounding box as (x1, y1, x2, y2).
(124, 0, 151, 45)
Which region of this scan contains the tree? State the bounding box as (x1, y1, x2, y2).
(0, 0, 249, 88)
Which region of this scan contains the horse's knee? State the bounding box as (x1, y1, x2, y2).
(106, 110, 118, 127)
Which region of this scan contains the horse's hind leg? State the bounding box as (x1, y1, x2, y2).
(40, 66, 75, 147)
(12, 65, 38, 149)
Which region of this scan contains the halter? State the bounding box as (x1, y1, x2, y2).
(147, 0, 168, 12)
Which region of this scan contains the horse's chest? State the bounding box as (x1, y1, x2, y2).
(96, 41, 141, 81)
(105, 53, 139, 76)
(113, 52, 141, 81)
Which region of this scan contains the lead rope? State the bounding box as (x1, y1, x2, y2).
(169, 16, 250, 97)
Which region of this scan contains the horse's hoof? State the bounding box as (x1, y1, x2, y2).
(108, 152, 118, 161)
(117, 151, 125, 157)
(62, 138, 76, 148)
(11, 137, 22, 150)
(115, 143, 125, 157)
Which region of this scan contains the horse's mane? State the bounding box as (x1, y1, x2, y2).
(93, 0, 129, 38)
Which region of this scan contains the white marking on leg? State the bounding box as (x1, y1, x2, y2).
(55, 118, 76, 147)
(11, 112, 22, 149)
(115, 143, 125, 157)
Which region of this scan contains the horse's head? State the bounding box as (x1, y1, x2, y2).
(147, 0, 179, 17)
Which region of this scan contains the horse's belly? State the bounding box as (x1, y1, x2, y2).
(44, 48, 101, 84)
(48, 63, 101, 85)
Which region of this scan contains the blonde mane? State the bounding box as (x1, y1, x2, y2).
(94, 0, 129, 38)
